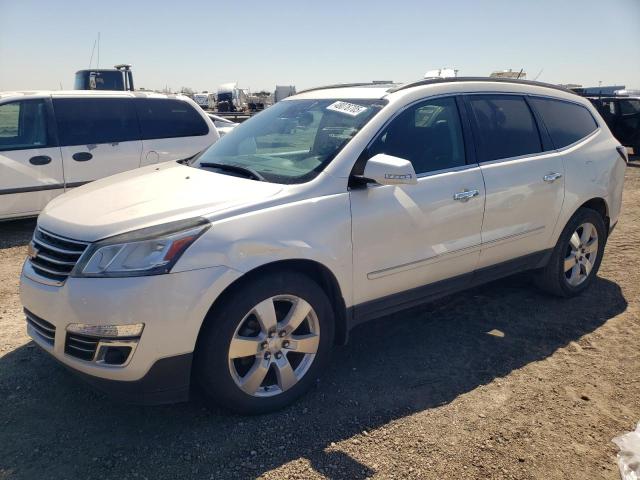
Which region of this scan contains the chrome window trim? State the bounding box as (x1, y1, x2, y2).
(415, 163, 479, 179)
(476, 127, 601, 168)
(358, 93, 474, 174)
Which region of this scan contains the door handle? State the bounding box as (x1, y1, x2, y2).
(29, 155, 52, 166)
(453, 189, 480, 202)
(72, 152, 93, 162)
(543, 172, 563, 183)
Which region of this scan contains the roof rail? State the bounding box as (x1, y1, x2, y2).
(387, 77, 578, 95)
(297, 82, 396, 94)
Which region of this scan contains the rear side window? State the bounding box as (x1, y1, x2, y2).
(529, 97, 598, 149)
(468, 95, 542, 162)
(0, 100, 51, 151)
(53, 98, 139, 146)
(135, 99, 208, 140)
(620, 99, 640, 116)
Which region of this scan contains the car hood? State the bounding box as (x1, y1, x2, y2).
(39, 162, 284, 241)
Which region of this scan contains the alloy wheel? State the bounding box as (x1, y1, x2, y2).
(227, 295, 320, 397)
(564, 222, 599, 287)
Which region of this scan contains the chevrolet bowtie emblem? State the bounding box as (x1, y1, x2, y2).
(27, 242, 39, 259)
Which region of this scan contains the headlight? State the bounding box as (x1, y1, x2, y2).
(72, 217, 210, 278)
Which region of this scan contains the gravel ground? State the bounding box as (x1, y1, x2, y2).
(1, 163, 639, 480)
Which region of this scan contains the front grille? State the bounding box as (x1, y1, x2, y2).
(29, 228, 89, 282)
(25, 309, 56, 346)
(65, 333, 99, 361)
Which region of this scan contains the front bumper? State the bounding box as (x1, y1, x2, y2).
(20, 262, 240, 404)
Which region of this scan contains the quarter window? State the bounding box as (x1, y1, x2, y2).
(0, 100, 51, 151)
(620, 99, 640, 116)
(468, 95, 542, 162)
(529, 97, 598, 149)
(53, 98, 140, 146)
(135, 99, 208, 140)
(369, 97, 466, 174)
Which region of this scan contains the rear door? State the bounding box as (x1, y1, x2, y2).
(0, 98, 65, 219)
(52, 97, 142, 187)
(134, 98, 218, 165)
(464, 94, 565, 269)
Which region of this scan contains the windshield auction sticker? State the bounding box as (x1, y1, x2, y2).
(326, 101, 368, 116)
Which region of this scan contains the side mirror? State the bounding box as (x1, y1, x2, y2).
(361, 153, 417, 186)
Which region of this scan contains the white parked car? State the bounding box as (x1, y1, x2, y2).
(20, 78, 627, 414)
(0, 91, 219, 220)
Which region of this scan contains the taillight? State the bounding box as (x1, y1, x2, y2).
(616, 146, 629, 163)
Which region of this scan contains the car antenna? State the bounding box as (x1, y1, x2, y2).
(534, 68, 544, 81)
(516, 68, 524, 80)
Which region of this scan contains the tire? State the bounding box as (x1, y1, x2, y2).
(195, 270, 335, 414)
(534, 207, 607, 297)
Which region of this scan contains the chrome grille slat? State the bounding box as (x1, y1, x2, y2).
(28, 228, 89, 283)
(38, 228, 89, 247)
(65, 333, 99, 361)
(29, 261, 72, 277)
(66, 343, 95, 354)
(33, 238, 85, 256)
(26, 313, 55, 334)
(33, 252, 77, 266)
(67, 336, 98, 346)
(25, 310, 56, 346)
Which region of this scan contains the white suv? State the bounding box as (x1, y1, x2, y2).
(19, 78, 627, 414)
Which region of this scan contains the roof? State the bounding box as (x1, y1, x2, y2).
(387, 77, 578, 95)
(292, 77, 578, 101)
(292, 84, 394, 100)
(0, 90, 189, 101)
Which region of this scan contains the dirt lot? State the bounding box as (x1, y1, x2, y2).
(1, 164, 640, 480)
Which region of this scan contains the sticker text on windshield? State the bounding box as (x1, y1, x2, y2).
(326, 101, 369, 117)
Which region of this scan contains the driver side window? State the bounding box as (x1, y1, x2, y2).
(369, 97, 466, 174)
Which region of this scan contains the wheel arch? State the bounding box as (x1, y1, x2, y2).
(579, 197, 610, 234)
(195, 259, 350, 352)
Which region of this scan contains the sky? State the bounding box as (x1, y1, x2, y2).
(1, 0, 639, 93)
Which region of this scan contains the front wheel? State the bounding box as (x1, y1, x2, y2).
(195, 271, 334, 414)
(534, 207, 607, 297)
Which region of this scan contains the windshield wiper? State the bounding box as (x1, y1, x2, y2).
(198, 162, 265, 181)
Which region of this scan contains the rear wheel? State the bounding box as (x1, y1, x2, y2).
(195, 271, 334, 414)
(534, 208, 607, 297)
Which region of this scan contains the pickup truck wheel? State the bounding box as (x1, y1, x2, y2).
(195, 271, 334, 414)
(534, 208, 606, 297)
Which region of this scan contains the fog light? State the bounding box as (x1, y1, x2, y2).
(102, 346, 133, 365)
(94, 340, 139, 366)
(66, 323, 144, 338)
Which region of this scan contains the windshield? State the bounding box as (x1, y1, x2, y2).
(194, 98, 387, 184)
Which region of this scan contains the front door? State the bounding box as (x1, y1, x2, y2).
(350, 96, 485, 313)
(52, 97, 142, 187)
(0, 98, 65, 218)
